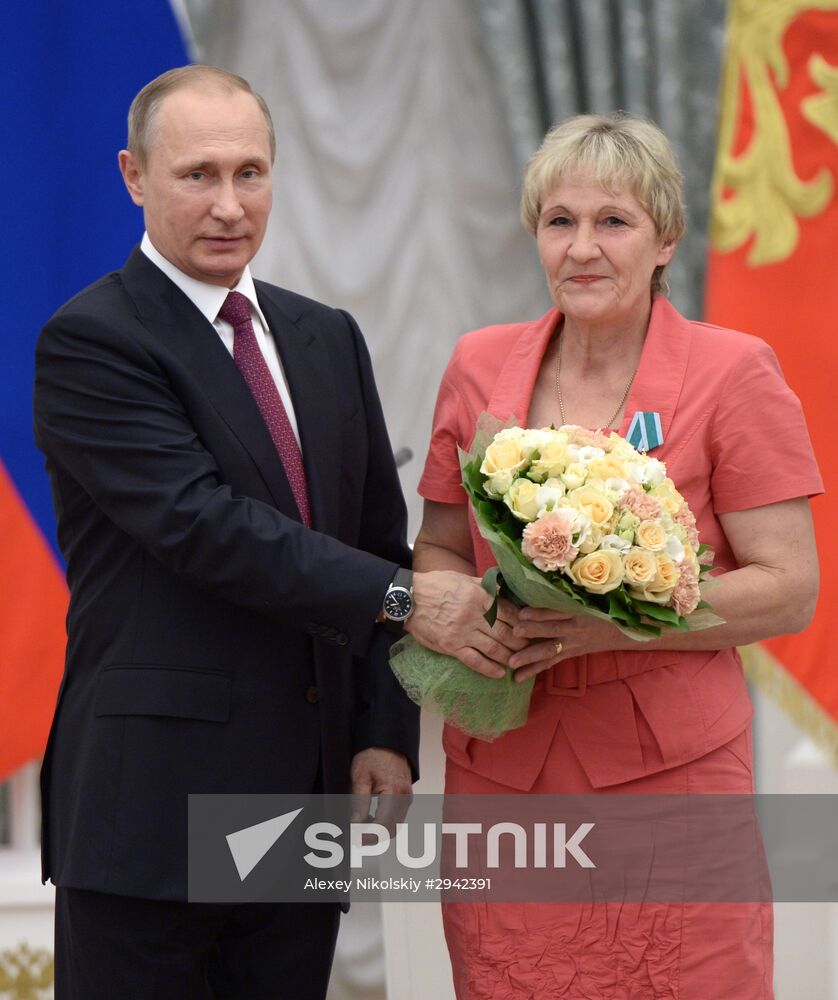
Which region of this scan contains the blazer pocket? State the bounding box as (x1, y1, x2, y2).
(94, 665, 231, 722)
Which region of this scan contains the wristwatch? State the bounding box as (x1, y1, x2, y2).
(379, 568, 414, 631)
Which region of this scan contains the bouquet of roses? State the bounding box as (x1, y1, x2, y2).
(390, 413, 722, 740)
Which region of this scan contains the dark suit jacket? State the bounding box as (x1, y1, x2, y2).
(33, 247, 417, 900)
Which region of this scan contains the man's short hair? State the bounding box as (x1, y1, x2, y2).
(127, 65, 276, 165)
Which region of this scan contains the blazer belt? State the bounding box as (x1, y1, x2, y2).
(546, 653, 658, 698)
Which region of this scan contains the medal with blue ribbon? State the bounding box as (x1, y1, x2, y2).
(626, 411, 664, 452)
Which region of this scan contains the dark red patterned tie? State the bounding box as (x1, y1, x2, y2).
(219, 291, 312, 527)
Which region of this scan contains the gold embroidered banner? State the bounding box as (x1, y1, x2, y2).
(707, 0, 838, 754)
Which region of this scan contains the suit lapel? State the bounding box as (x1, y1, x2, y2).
(487, 309, 562, 427)
(120, 248, 301, 519)
(615, 296, 692, 453)
(255, 282, 341, 535)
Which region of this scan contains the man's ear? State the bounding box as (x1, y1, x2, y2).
(118, 150, 145, 206)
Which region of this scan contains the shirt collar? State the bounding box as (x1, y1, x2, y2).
(140, 233, 270, 330)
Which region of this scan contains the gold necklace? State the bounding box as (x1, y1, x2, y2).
(554, 335, 636, 429)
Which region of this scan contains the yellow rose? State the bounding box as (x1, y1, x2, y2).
(529, 439, 569, 482)
(650, 478, 683, 515)
(635, 519, 667, 551)
(608, 434, 635, 457)
(569, 549, 624, 595)
(504, 477, 540, 521)
(577, 525, 603, 554)
(655, 555, 680, 590)
(629, 554, 681, 604)
(589, 454, 630, 482)
(481, 438, 528, 477)
(623, 547, 658, 586)
(567, 485, 614, 527)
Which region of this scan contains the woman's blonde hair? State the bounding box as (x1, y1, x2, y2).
(521, 113, 686, 293)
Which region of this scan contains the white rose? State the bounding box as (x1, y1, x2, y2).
(485, 469, 515, 497)
(535, 478, 566, 515)
(520, 428, 555, 453)
(494, 427, 527, 443)
(575, 445, 606, 464)
(644, 459, 667, 486)
(626, 461, 646, 485)
(600, 533, 632, 554)
(664, 533, 685, 564)
(560, 462, 588, 490)
(604, 477, 632, 501)
(568, 507, 593, 548)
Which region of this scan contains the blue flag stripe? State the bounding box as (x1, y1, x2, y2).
(2, 1, 190, 557)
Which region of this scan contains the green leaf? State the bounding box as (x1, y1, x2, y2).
(630, 600, 681, 624)
(461, 458, 488, 501)
(481, 567, 502, 626)
(498, 575, 525, 609)
(633, 621, 663, 636)
(476, 500, 496, 523)
(607, 592, 642, 627)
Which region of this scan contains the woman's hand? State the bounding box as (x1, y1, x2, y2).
(508, 607, 625, 681)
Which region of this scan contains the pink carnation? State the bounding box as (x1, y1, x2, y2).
(672, 504, 700, 549)
(521, 511, 579, 572)
(564, 425, 613, 451)
(619, 487, 662, 521)
(671, 563, 701, 617)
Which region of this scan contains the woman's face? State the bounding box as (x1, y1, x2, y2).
(536, 174, 675, 328)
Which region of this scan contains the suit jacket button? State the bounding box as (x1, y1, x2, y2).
(336, 633, 349, 646)
(306, 686, 320, 704)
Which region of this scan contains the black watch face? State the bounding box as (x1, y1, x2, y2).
(383, 586, 413, 621)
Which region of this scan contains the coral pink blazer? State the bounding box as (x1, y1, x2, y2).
(419, 297, 823, 790)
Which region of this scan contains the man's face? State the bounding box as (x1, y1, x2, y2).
(119, 86, 273, 287)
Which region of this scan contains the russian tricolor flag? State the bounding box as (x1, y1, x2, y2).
(0, 2, 190, 779)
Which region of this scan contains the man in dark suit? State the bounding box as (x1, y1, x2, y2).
(33, 66, 529, 999)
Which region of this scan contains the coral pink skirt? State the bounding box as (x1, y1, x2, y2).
(442, 722, 773, 1000)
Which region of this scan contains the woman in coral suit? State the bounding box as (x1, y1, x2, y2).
(414, 113, 822, 1000)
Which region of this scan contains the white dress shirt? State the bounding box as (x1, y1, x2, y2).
(140, 233, 302, 447)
